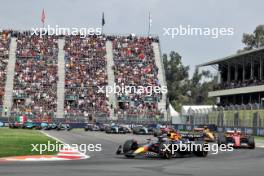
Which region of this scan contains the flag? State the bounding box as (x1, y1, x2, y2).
(16, 115, 27, 123)
(102, 12, 105, 26)
(149, 12, 152, 28)
(148, 12, 152, 35)
(41, 9, 45, 24)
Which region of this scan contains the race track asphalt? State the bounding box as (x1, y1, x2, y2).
(0, 130, 264, 176)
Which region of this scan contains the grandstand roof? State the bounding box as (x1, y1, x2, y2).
(181, 105, 215, 115)
(198, 46, 264, 67)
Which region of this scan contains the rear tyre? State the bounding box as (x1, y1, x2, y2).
(154, 129, 162, 137)
(133, 130, 138, 135)
(139, 129, 145, 135)
(159, 141, 172, 159)
(193, 141, 208, 157)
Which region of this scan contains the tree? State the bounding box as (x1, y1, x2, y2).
(163, 51, 189, 111)
(163, 52, 216, 111)
(188, 68, 217, 105)
(239, 25, 264, 52)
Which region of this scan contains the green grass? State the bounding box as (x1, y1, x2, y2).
(254, 136, 264, 141)
(0, 128, 59, 157)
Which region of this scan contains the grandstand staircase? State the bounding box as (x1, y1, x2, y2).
(106, 41, 117, 120)
(152, 42, 168, 120)
(56, 39, 65, 118)
(2, 38, 17, 117)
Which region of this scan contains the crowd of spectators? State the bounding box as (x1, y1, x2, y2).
(214, 78, 264, 90)
(111, 35, 162, 116)
(64, 35, 109, 117)
(1, 32, 164, 120)
(11, 33, 58, 118)
(0, 31, 10, 108)
(215, 103, 263, 111)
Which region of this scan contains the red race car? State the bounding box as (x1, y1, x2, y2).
(218, 130, 255, 149)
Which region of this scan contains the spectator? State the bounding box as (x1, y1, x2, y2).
(111, 35, 161, 117)
(11, 33, 58, 119)
(0, 30, 10, 108)
(64, 35, 109, 117)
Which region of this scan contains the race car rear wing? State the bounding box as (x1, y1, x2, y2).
(180, 132, 204, 140)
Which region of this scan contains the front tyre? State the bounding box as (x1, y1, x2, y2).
(123, 140, 138, 158)
(248, 136, 255, 149)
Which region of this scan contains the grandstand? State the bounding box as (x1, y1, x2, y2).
(0, 31, 11, 115)
(199, 47, 264, 128)
(111, 36, 163, 120)
(0, 30, 167, 122)
(12, 34, 58, 120)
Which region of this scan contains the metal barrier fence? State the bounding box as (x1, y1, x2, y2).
(1, 116, 264, 136)
(1, 112, 167, 124)
(208, 110, 264, 128)
(173, 124, 264, 136)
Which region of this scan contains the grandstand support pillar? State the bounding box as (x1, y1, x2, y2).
(259, 92, 261, 104)
(260, 57, 263, 80)
(152, 42, 168, 121)
(227, 63, 231, 82)
(217, 64, 222, 84)
(235, 64, 238, 81)
(250, 57, 254, 79)
(106, 41, 117, 120)
(217, 71, 221, 84)
(242, 58, 245, 81)
(2, 37, 17, 118)
(56, 39, 65, 119)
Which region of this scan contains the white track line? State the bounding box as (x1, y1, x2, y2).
(40, 131, 90, 159)
(256, 145, 264, 148)
(40, 131, 66, 144)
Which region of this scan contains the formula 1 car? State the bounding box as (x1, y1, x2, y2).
(9, 122, 27, 129)
(9, 122, 24, 129)
(116, 135, 208, 159)
(218, 130, 255, 149)
(190, 127, 215, 142)
(84, 124, 100, 131)
(9, 122, 40, 129)
(41, 123, 58, 130)
(132, 125, 154, 135)
(57, 123, 72, 131)
(105, 125, 129, 134)
(153, 126, 175, 137)
(24, 122, 37, 129)
(98, 123, 107, 131)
